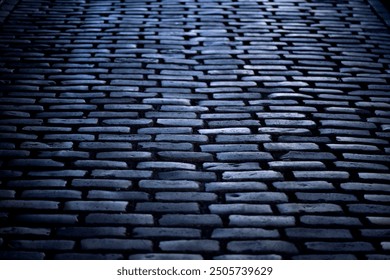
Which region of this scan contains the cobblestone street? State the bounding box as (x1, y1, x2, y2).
(0, 0, 390, 260)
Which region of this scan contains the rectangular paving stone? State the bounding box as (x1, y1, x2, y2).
(159, 240, 219, 253)
(28, 170, 86, 177)
(79, 142, 133, 150)
(155, 192, 217, 202)
(341, 183, 390, 192)
(72, 179, 132, 189)
(269, 161, 326, 170)
(293, 171, 350, 180)
(138, 127, 192, 134)
(57, 227, 126, 238)
(139, 180, 199, 191)
(146, 112, 198, 119)
(216, 134, 271, 143)
(201, 113, 251, 120)
(38, 151, 89, 159)
(296, 192, 357, 202)
(281, 151, 336, 160)
(335, 161, 389, 171)
(91, 170, 152, 179)
(305, 242, 374, 252)
(8, 159, 64, 167)
(0, 227, 51, 236)
(222, 171, 283, 181)
(87, 191, 148, 201)
(358, 173, 390, 181)
(360, 229, 390, 239)
(199, 128, 251, 134)
(74, 160, 128, 168)
(14, 214, 79, 225)
(158, 170, 217, 181)
(320, 128, 371, 137)
(0, 200, 59, 210)
(133, 227, 201, 239)
(160, 105, 208, 112)
(217, 152, 273, 162)
(128, 253, 203, 260)
(7, 179, 67, 188)
(225, 192, 288, 203)
(159, 214, 222, 227)
(54, 253, 123, 260)
(98, 134, 151, 141)
(209, 204, 272, 215)
(135, 202, 200, 213)
(205, 182, 267, 192)
(300, 215, 362, 226)
(258, 127, 311, 135)
(64, 201, 127, 212)
(138, 142, 193, 151)
(292, 254, 357, 260)
(214, 254, 282, 260)
(0, 251, 45, 260)
(229, 215, 295, 227)
(81, 239, 153, 251)
(137, 161, 196, 170)
(158, 151, 213, 162)
(227, 240, 298, 254)
(203, 162, 261, 171)
(21, 190, 82, 200)
(85, 214, 154, 225)
(212, 228, 279, 239)
(21, 142, 73, 150)
(381, 242, 390, 251)
(155, 134, 208, 143)
(0, 170, 23, 178)
(0, 150, 30, 158)
(273, 181, 335, 191)
(95, 152, 151, 160)
(200, 144, 259, 152)
(285, 228, 353, 240)
(0, 190, 15, 198)
(327, 144, 380, 152)
(208, 120, 261, 128)
(9, 240, 75, 251)
(264, 143, 319, 151)
(278, 203, 343, 214)
(348, 204, 390, 215)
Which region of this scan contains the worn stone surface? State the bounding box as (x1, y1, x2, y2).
(0, 0, 390, 260)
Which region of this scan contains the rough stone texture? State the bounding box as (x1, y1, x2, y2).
(0, 0, 390, 260)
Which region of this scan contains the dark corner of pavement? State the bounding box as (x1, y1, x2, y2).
(0, 0, 19, 24)
(380, 0, 390, 10)
(368, 0, 390, 27)
(0, 0, 19, 10)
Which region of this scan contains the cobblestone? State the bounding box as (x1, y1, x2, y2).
(128, 254, 202, 260)
(227, 241, 298, 254)
(305, 242, 375, 253)
(212, 228, 279, 239)
(81, 239, 153, 251)
(1, 0, 390, 260)
(160, 240, 219, 253)
(159, 214, 222, 227)
(54, 254, 123, 260)
(9, 240, 75, 251)
(14, 214, 79, 225)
